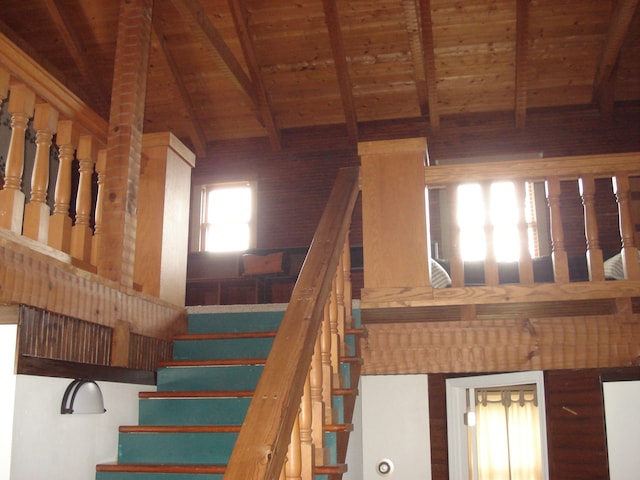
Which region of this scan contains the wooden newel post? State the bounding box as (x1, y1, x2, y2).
(23, 103, 58, 243)
(0, 84, 35, 232)
(133, 133, 196, 305)
(359, 138, 430, 290)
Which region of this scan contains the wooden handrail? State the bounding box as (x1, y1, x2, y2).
(223, 166, 360, 479)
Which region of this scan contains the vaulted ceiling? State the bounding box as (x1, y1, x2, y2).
(1, 0, 639, 157)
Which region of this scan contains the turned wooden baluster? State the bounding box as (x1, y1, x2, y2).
(448, 184, 464, 287)
(71, 135, 98, 264)
(545, 176, 570, 283)
(0, 84, 35, 232)
(514, 180, 534, 284)
(91, 149, 107, 266)
(23, 103, 58, 243)
(285, 411, 302, 480)
(336, 250, 346, 357)
(579, 175, 605, 281)
(321, 302, 334, 424)
(342, 237, 353, 330)
(613, 173, 640, 280)
(329, 277, 341, 386)
(49, 120, 78, 252)
(482, 181, 499, 286)
(310, 330, 327, 464)
(299, 372, 314, 480)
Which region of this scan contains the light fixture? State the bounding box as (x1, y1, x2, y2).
(60, 379, 106, 414)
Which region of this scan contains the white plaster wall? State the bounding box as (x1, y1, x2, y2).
(10, 376, 155, 480)
(603, 380, 640, 480)
(344, 378, 363, 480)
(0, 325, 18, 480)
(361, 375, 431, 480)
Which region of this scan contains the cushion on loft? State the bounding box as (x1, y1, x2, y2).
(430, 258, 452, 288)
(603, 251, 640, 280)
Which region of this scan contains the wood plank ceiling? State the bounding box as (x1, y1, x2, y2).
(1, 0, 638, 156)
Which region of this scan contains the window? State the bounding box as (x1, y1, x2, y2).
(200, 181, 256, 252)
(446, 371, 550, 480)
(457, 181, 538, 262)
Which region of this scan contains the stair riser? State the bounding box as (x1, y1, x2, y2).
(97, 474, 223, 480)
(157, 365, 263, 391)
(118, 432, 237, 465)
(187, 311, 283, 334)
(173, 337, 274, 360)
(139, 398, 251, 426)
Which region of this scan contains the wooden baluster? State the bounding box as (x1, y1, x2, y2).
(300, 372, 314, 480)
(515, 180, 534, 284)
(545, 176, 569, 283)
(448, 184, 464, 287)
(71, 135, 98, 264)
(91, 149, 107, 266)
(613, 173, 640, 280)
(285, 411, 302, 480)
(321, 303, 333, 424)
(279, 459, 286, 480)
(482, 181, 499, 286)
(329, 277, 341, 387)
(23, 103, 58, 243)
(0, 84, 35, 232)
(342, 237, 353, 330)
(310, 331, 326, 465)
(49, 120, 78, 252)
(579, 175, 605, 281)
(336, 248, 346, 356)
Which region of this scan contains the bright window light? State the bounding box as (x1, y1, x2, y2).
(457, 181, 537, 262)
(202, 182, 255, 252)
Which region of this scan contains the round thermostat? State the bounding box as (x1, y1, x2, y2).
(376, 459, 394, 476)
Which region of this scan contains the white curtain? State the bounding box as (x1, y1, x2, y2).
(475, 389, 543, 480)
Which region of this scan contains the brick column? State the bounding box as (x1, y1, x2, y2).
(98, 0, 153, 287)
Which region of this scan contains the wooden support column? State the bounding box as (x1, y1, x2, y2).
(359, 138, 430, 290)
(23, 103, 58, 243)
(134, 132, 195, 305)
(98, 0, 153, 287)
(111, 319, 131, 367)
(0, 84, 35, 232)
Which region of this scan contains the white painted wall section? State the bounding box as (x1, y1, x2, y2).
(603, 380, 640, 480)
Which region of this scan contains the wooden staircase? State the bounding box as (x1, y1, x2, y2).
(96, 307, 363, 480)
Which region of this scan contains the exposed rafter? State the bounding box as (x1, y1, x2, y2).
(41, 0, 110, 115)
(593, 0, 640, 115)
(322, 0, 358, 142)
(417, 0, 440, 131)
(227, 0, 281, 150)
(514, 0, 529, 129)
(151, 14, 207, 157)
(403, 0, 429, 116)
(170, 0, 258, 108)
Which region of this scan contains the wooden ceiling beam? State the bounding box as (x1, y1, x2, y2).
(514, 0, 529, 129)
(593, 0, 640, 114)
(170, 0, 258, 108)
(41, 0, 110, 115)
(417, 0, 440, 131)
(403, 0, 429, 116)
(322, 0, 358, 142)
(151, 15, 207, 157)
(227, 0, 281, 150)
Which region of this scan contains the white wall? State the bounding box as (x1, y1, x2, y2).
(361, 375, 431, 480)
(345, 378, 363, 480)
(603, 380, 640, 480)
(10, 375, 155, 480)
(0, 324, 18, 480)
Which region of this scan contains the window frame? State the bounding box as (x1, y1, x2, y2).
(198, 180, 257, 253)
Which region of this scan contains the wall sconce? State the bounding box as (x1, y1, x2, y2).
(60, 379, 106, 414)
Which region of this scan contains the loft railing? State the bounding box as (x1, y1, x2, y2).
(0, 32, 190, 356)
(224, 166, 360, 479)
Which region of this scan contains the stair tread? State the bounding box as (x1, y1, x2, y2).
(325, 423, 353, 433)
(96, 463, 226, 474)
(315, 463, 348, 474)
(159, 358, 266, 367)
(175, 331, 277, 340)
(333, 387, 358, 396)
(119, 425, 241, 433)
(140, 390, 254, 399)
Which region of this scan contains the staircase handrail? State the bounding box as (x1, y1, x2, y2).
(223, 166, 360, 479)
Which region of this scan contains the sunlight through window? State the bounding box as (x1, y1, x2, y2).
(202, 182, 254, 252)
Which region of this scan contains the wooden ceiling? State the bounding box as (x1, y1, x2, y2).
(1, 0, 639, 157)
